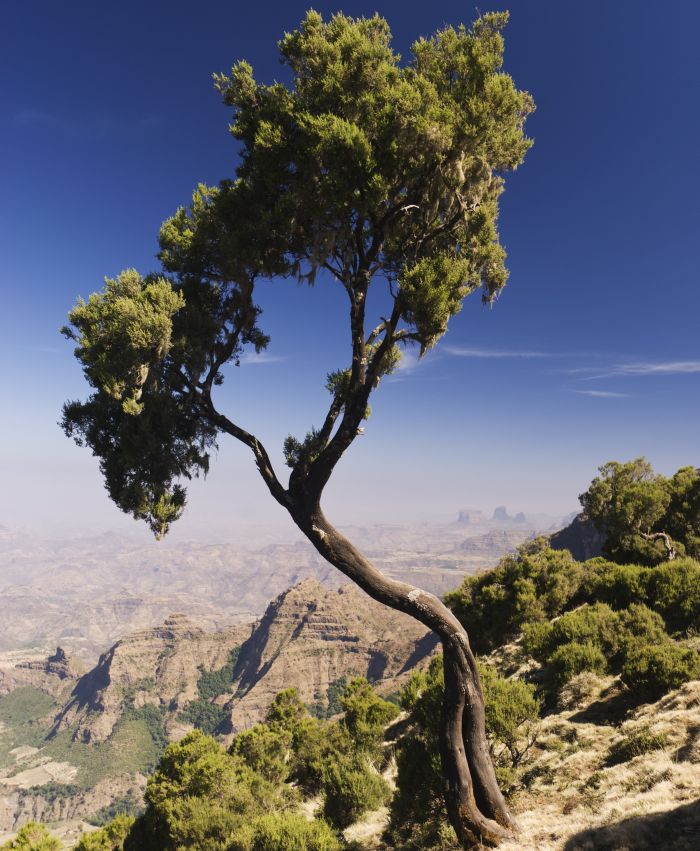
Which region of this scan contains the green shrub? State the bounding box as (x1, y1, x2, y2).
(479, 664, 540, 766)
(178, 699, 229, 735)
(581, 558, 700, 635)
(125, 731, 295, 851)
(340, 677, 399, 757)
(650, 559, 700, 631)
(621, 643, 700, 701)
(229, 724, 293, 784)
(227, 813, 341, 851)
(321, 754, 391, 830)
(580, 561, 650, 610)
(444, 543, 583, 652)
(545, 641, 608, 691)
(74, 815, 135, 850)
(605, 727, 668, 765)
(531, 604, 622, 662)
(0, 823, 61, 851)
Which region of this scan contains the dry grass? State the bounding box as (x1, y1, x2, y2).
(496, 680, 700, 851)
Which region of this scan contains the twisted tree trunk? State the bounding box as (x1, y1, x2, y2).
(292, 503, 517, 847)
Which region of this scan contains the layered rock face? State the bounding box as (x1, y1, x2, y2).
(52, 615, 252, 743)
(226, 579, 436, 731)
(50, 582, 435, 742)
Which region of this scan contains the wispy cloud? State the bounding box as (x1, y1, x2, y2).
(578, 360, 700, 380)
(573, 389, 629, 398)
(9, 109, 161, 141)
(443, 345, 552, 359)
(395, 348, 421, 374)
(609, 361, 700, 376)
(239, 351, 286, 366)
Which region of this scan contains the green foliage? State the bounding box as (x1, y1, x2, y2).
(339, 677, 399, 756)
(445, 543, 583, 652)
(0, 823, 61, 851)
(74, 815, 135, 851)
(605, 727, 668, 766)
(581, 557, 700, 633)
(523, 603, 622, 663)
(320, 752, 391, 830)
(61, 270, 185, 416)
(544, 642, 608, 692)
(579, 459, 700, 565)
(198, 648, 241, 700)
(64, 9, 533, 537)
(621, 643, 700, 702)
(479, 664, 540, 766)
(388, 655, 539, 846)
(227, 813, 341, 851)
(229, 724, 292, 784)
(125, 731, 295, 851)
(522, 600, 693, 700)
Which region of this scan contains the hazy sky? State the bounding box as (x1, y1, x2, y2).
(1, 1, 698, 540)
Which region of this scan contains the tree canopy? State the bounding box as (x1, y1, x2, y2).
(579, 458, 700, 564)
(62, 10, 533, 846)
(62, 9, 533, 538)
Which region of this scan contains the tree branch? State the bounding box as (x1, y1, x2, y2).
(197, 393, 290, 509)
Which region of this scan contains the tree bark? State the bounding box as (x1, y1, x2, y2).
(640, 530, 676, 561)
(291, 503, 517, 847)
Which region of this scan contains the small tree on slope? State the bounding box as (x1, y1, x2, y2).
(61, 11, 533, 846)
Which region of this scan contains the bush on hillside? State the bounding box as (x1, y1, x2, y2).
(444, 543, 584, 652)
(581, 558, 700, 633)
(123, 731, 296, 851)
(605, 727, 668, 765)
(74, 815, 134, 850)
(621, 643, 700, 701)
(227, 813, 341, 851)
(229, 724, 293, 785)
(545, 641, 608, 692)
(339, 677, 399, 758)
(321, 752, 391, 830)
(0, 824, 61, 851)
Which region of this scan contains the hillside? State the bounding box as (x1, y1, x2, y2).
(0, 580, 434, 840)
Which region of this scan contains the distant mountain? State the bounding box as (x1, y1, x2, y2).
(0, 520, 550, 663)
(0, 580, 436, 836)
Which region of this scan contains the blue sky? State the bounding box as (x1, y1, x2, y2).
(1, 1, 698, 539)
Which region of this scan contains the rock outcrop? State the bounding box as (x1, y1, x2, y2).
(550, 513, 605, 561)
(226, 579, 436, 731)
(51, 615, 252, 743)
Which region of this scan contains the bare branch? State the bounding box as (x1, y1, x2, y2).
(197, 392, 290, 509)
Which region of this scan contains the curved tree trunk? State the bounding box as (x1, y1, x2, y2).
(291, 503, 517, 847)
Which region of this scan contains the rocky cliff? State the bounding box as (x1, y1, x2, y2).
(225, 579, 436, 731)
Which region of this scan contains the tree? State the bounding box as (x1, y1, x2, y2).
(0, 823, 61, 851)
(62, 10, 533, 846)
(580, 458, 689, 564)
